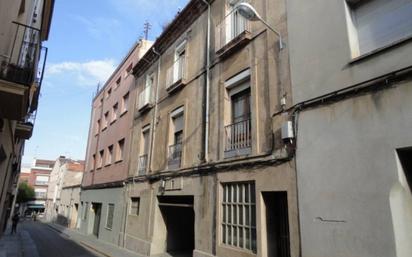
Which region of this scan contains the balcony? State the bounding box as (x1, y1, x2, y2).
(224, 119, 252, 158)
(168, 143, 182, 170)
(0, 22, 47, 120)
(215, 11, 251, 59)
(166, 56, 187, 93)
(138, 154, 148, 175)
(15, 112, 36, 139)
(138, 86, 153, 111)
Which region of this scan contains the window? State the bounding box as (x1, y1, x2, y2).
(130, 198, 140, 215)
(397, 147, 412, 192)
(98, 150, 104, 168)
(112, 103, 118, 123)
(103, 111, 109, 129)
(34, 188, 47, 198)
(35, 175, 49, 185)
(139, 126, 150, 174)
(106, 204, 115, 229)
(116, 77, 121, 88)
(95, 119, 101, 135)
(346, 0, 412, 57)
(121, 92, 129, 114)
(91, 154, 96, 171)
(106, 87, 112, 99)
(225, 70, 252, 154)
(167, 41, 187, 89)
(168, 107, 184, 168)
(222, 182, 256, 253)
(116, 138, 125, 162)
(125, 63, 133, 77)
(106, 145, 113, 166)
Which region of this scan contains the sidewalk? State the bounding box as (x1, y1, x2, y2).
(46, 222, 145, 257)
(0, 225, 39, 257)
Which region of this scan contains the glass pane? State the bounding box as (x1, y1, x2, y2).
(251, 183, 256, 203)
(228, 226, 232, 245)
(245, 184, 249, 203)
(228, 185, 232, 202)
(251, 228, 257, 252)
(223, 204, 226, 223)
(245, 228, 250, 249)
(222, 225, 226, 244)
(239, 227, 243, 248)
(233, 204, 237, 225)
(223, 185, 227, 202)
(228, 205, 232, 224)
(233, 184, 237, 203)
(233, 226, 237, 246)
(239, 205, 243, 225)
(251, 204, 256, 227)
(245, 205, 250, 226)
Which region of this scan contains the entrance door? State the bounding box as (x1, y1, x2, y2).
(92, 203, 102, 238)
(262, 192, 290, 257)
(158, 196, 195, 257)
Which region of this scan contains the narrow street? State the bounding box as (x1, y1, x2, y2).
(17, 220, 102, 257)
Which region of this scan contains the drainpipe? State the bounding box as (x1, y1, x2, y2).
(148, 48, 161, 173)
(201, 0, 211, 162)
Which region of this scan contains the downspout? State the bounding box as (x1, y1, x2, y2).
(148, 48, 161, 173)
(201, 0, 211, 162)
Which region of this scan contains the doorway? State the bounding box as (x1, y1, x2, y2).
(158, 196, 195, 257)
(92, 203, 102, 238)
(262, 192, 290, 257)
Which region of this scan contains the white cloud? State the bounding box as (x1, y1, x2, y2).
(46, 59, 117, 87)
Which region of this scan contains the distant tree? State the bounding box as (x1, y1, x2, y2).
(16, 182, 34, 203)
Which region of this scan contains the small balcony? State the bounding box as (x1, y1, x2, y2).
(168, 143, 182, 170)
(138, 86, 153, 111)
(138, 154, 148, 175)
(166, 56, 187, 93)
(0, 22, 47, 120)
(15, 112, 36, 140)
(215, 11, 251, 58)
(224, 119, 252, 158)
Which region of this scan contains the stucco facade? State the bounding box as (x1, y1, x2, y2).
(123, 0, 299, 257)
(286, 0, 412, 257)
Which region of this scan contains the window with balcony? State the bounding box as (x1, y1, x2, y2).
(138, 125, 150, 175)
(103, 111, 109, 129)
(116, 77, 121, 88)
(224, 70, 252, 158)
(106, 145, 113, 166)
(98, 150, 104, 168)
(125, 63, 133, 78)
(112, 103, 118, 123)
(216, 0, 251, 57)
(91, 154, 96, 171)
(95, 119, 101, 135)
(221, 181, 256, 253)
(166, 41, 187, 92)
(35, 175, 49, 185)
(168, 107, 184, 169)
(346, 0, 412, 58)
(34, 188, 47, 199)
(116, 138, 125, 162)
(138, 74, 154, 111)
(106, 87, 112, 99)
(121, 92, 129, 114)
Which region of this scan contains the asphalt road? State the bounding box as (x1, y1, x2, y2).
(20, 220, 102, 257)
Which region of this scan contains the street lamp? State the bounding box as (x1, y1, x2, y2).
(233, 3, 284, 50)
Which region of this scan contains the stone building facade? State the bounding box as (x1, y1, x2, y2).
(0, 0, 54, 236)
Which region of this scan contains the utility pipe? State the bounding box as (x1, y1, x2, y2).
(201, 0, 211, 162)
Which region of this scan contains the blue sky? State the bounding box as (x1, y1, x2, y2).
(23, 0, 189, 165)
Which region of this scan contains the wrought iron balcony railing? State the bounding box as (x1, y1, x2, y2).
(166, 56, 187, 91)
(138, 154, 148, 175)
(0, 22, 45, 86)
(168, 143, 182, 169)
(215, 10, 251, 52)
(225, 119, 251, 152)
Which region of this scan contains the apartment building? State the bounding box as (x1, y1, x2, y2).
(0, 0, 54, 236)
(122, 1, 299, 257)
(24, 159, 54, 214)
(79, 40, 152, 244)
(45, 156, 84, 228)
(286, 0, 412, 257)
